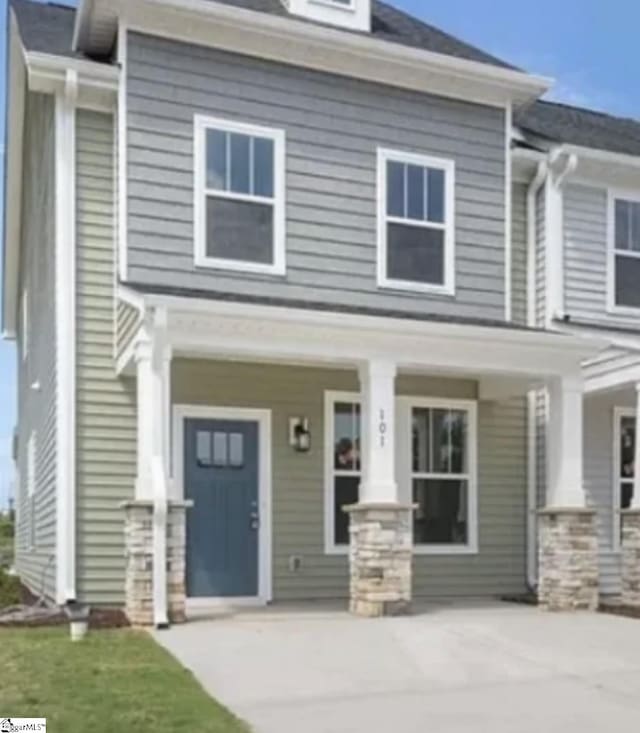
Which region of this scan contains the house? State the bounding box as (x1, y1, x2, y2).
(2, 0, 639, 626)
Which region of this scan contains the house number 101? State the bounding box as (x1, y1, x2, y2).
(379, 409, 387, 448)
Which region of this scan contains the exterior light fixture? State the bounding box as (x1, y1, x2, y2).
(289, 417, 311, 453)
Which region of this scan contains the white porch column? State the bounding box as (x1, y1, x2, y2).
(358, 359, 398, 503)
(346, 359, 413, 618)
(123, 309, 186, 628)
(621, 382, 640, 609)
(538, 373, 598, 611)
(546, 374, 585, 508)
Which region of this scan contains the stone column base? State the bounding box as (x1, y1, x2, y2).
(538, 508, 599, 611)
(122, 501, 190, 626)
(345, 503, 414, 618)
(622, 510, 640, 608)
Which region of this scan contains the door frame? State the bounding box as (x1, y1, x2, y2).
(172, 404, 273, 605)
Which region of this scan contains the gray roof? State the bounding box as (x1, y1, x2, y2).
(10, 0, 83, 59)
(516, 100, 640, 158)
(10, 0, 514, 68)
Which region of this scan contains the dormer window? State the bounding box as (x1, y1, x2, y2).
(285, 0, 371, 32)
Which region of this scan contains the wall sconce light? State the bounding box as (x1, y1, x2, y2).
(289, 417, 311, 453)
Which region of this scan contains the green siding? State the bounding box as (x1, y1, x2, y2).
(75, 110, 136, 605)
(173, 360, 528, 600)
(15, 92, 57, 600)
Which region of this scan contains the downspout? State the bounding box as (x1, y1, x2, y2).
(525, 159, 547, 591)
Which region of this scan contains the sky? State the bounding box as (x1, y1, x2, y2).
(0, 0, 639, 508)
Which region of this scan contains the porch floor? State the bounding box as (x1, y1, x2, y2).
(155, 601, 640, 732)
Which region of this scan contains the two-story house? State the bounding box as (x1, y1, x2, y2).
(2, 0, 637, 627)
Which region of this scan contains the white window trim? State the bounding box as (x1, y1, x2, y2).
(193, 114, 286, 277)
(612, 406, 635, 553)
(324, 390, 361, 556)
(310, 0, 356, 11)
(323, 392, 478, 556)
(397, 396, 478, 556)
(377, 147, 456, 296)
(21, 288, 28, 362)
(606, 188, 640, 316)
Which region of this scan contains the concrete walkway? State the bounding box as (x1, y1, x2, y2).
(155, 602, 640, 732)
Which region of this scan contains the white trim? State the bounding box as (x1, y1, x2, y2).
(117, 20, 128, 282)
(612, 406, 635, 553)
(397, 396, 479, 555)
(73, 0, 550, 107)
(504, 103, 513, 322)
(606, 188, 640, 316)
(324, 390, 361, 555)
(54, 71, 78, 605)
(291, 0, 369, 32)
(172, 404, 273, 604)
(376, 148, 455, 296)
(21, 289, 29, 362)
(193, 115, 286, 277)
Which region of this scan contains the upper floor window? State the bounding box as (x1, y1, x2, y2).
(194, 116, 286, 276)
(377, 149, 455, 295)
(287, 0, 371, 31)
(611, 195, 640, 310)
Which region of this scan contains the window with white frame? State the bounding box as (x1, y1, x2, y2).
(611, 196, 640, 309)
(194, 116, 286, 275)
(614, 408, 635, 547)
(325, 393, 361, 551)
(410, 401, 477, 551)
(27, 431, 36, 549)
(378, 149, 455, 294)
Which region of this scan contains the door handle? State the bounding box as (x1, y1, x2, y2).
(250, 512, 260, 531)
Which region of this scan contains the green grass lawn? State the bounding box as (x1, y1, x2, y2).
(0, 628, 250, 732)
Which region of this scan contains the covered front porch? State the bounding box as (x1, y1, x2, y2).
(118, 290, 601, 626)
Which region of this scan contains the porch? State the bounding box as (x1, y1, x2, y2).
(119, 290, 602, 625)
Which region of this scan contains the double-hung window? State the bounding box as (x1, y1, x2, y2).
(378, 148, 455, 294)
(325, 393, 361, 553)
(614, 408, 636, 549)
(408, 399, 477, 553)
(194, 116, 286, 275)
(610, 194, 640, 310)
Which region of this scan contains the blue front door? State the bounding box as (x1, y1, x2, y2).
(184, 418, 259, 598)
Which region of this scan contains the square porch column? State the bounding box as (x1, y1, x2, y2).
(622, 382, 640, 609)
(538, 374, 599, 611)
(345, 360, 414, 618)
(122, 310, 189, 627)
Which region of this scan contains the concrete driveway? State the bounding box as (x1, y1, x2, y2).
(154, 602, 640, 732)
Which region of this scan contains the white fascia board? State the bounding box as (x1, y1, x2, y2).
(139, 292, 604, 377)
(561, 144, 640, 171)
(2, 12, 27, 337)
(80, 0, 550, 107)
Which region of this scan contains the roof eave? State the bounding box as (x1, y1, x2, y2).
(74, 0, 551, 106)
(2, 9, 27, 339)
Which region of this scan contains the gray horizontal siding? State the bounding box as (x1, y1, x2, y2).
(126, 32, 507, 322)
(76, 110, 137, 606)
(173, 360, 527, 600)
(511, 182, 527, 326)
(15, 92, 57, 600)
(564, 184, 640, 328)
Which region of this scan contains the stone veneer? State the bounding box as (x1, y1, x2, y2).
(345, 503, 414, 618)
(122, 501, 190, 626)
(538, 508, 599, 611)
(622, 510, 640, 608)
